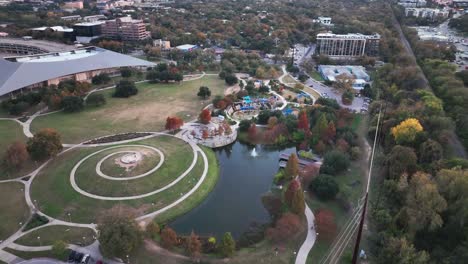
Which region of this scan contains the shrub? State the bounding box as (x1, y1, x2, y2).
(225, 74, 238, 86)
(120, 67, 132, 78)
(239, 120, 252, 132)
(161, 227, 178, 249)
(98, 213, 142, 258)
(113, 80, 138, 98)
(265, 213, 302, 243)
(62, 96, 84, 112)
(23, 213, 49, 231)
(92, 73, 111, 85)
(86, 93, 106, 106)
(219, 232, 236, 257)
(310, 174, 340, 200)
(9, 101, 29, 115)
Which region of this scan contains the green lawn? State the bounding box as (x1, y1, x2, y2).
(15, 225, 95, 247)
(30, 136, 218, 224)
(282, 75, 298, 85)
(0, 182, 30, 241)
(154, 146, 219, 223)
(0, 120, 25, 152)
(32, 76, 227, 144)
(100, 150, 161, 177)
(309, 70, 325, 82)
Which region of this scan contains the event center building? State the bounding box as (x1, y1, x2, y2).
(0, 45, 155, 97)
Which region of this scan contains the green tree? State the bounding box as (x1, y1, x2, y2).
(320, 150, 350, 175)
(51, 240, 68, 260)
(285, 153, 299, 180)
(86, 93, 106, 107)
(120, 67, 132, 78)
(220, 232, 236, 257)
(401, 172, 447, 235)
(436, 169, 468, 227)
(197, 86, 211, 99)
(225, 74, 238, 86)
(377, 237, 430, 264)
(310, 174, 339, 200)
(27, 128, 63, 161)
(312, 114, 328, 141)
(419, 139, 443, 164)
(61, 96, 84, 113)
(386, 145, 417, 180)
(98, 213, 141, 258)
(113, 80, 138, 98)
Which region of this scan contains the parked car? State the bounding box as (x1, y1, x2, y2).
(80, 254, 90, 264)
(74, 253, 84, 263)
(68, 251, 76, 263)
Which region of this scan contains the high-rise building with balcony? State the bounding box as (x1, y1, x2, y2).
(315, 33, 380, 58)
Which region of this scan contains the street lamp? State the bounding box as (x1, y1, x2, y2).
(37, 236, 41, 246)
(68, 212, 72, 223)
(126, 254, 130, 264)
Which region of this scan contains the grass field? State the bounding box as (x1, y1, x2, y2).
(0, 182, 30, 241)
(31, 76, 227, 144)
(30, 136, 218, 224)
(0, 120, 25, 152)
(99, 149, 161, 177)
(15, 225, 95, 247)
(3, 248, 56, 261)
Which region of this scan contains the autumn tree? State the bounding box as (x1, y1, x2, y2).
(315, 209, 337, 242)
(219, 232, 236, 257)
(247, 123, 257, 141)
(297, 111, 309, 131)
(265, 213, 302, 243)
(27, 128, 63, 161)
(199, 109, 212, 124)
(391, 118, 423, 145)
(186, 231, 202, 259)
(267, 116, 278, 129)
(4, 141, 28, 169)
(165, 116, 184, 131)
(161, 227, 178, 249)
(401, 172, 447, 235)
(284, 153, 299, 180)
(284, 179, 304, 214)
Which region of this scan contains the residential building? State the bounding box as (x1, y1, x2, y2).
(317, 17, 332, 26)
(175, 44, 198, 52)
(398, 0, 427, 7)
(315, 32, 381, 58)
(101, 16, 150, 41)
(405, 8, 450, 19)
(0, 47, 155, 97)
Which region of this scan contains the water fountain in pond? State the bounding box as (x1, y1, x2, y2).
(251, 147, 258, 157)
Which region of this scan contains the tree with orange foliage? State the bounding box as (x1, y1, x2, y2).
(248, 123, 257, 141)
(324, 121, 336, 141)
(265, 213, 302, 243)
(314, 140, 327, 155)
(336, 138, 350, 152)
(284, 179, 305, 215)
(297, 111, 310, 131)
(186, 231, 202, 259)
(199, 109, 212, 124)
(4, 141, 29, 169)
(202, 129, 209, 139)
(161, 227, 178, 249)
(285, 153, 299, 180)
(165, 116, 184, 131)
(315, 209, 337, 242)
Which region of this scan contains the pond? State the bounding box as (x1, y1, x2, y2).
(170, 141, 295, 238)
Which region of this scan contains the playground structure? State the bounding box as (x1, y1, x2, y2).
(229, 95, 281, 121)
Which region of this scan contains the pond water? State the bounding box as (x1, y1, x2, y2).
(170, 141, 295, 238)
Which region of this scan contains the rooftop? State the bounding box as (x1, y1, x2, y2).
(0, 37, 75, 54)
(0, 47, 156, 96)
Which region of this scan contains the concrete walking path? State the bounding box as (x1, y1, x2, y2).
(295, 204, 317, 264)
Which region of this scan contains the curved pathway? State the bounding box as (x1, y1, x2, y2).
(295, 204, 317, 264)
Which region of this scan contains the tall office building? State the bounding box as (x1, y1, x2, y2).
(101, 17, 150, 41)
(315, 33, 380, 58)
